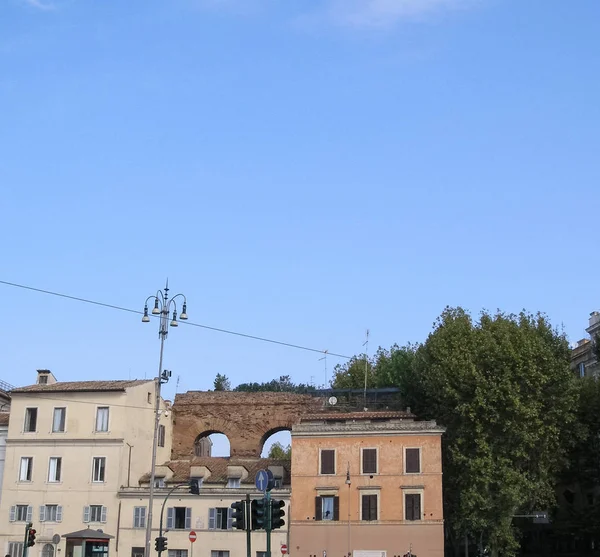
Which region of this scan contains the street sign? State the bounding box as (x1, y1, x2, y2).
(189, 531, 197, 543)
(266, 468, 274, 491)
(281, 544, 288, 554)
(255, 469, 269, 492)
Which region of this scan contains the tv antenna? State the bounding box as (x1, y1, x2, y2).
(319, 350, 329, 387)
(363, 329, 370, 410)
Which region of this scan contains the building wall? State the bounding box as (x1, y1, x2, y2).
(0, 381, 171, 557)
(0, 422, 8, 505)
(290, 421, 444, 557)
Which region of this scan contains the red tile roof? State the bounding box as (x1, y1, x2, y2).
(301, 411, 415, 421)
(11, 380, 152, 393)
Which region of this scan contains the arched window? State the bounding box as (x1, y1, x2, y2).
(42, 544, 54, 557)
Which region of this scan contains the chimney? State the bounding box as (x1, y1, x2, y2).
(587, 311, 600, 336)
(36, 369, 57, 385)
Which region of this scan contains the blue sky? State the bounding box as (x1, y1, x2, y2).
(1, 0, 599, 452)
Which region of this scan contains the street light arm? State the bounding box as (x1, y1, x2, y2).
(159, 483, 191, 537)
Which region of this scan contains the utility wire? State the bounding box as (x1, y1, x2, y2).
(0, 279, 351, 359)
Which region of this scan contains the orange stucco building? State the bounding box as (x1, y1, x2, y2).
(289, 411, 445, 557)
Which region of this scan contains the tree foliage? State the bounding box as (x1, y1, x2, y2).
(213, 373, 231, 391)
(413, 308, 578, 556)
(234, 375, 315, 393)
(267, 441, 291, 460)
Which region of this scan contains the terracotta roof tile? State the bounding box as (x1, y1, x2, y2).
(301, 411, 415, 421)
(141, 457, 291, 485)
(11, 380, 152, 394)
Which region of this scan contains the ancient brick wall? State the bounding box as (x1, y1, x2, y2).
(171, 391, 324, 458)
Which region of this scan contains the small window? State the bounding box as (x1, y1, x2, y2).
(134, 506, 147, 528)
(362, 448, 377, 474)
(227, 478, 241, 488)
(315, 496, 339, 521)
(41, 505, 62, 522)
(320, 449, 335, 475)
(86, 505, 106, 523)
(154, 477, 165, 488)
(273, 478, 282, 488)
(38, 375, 48, 385)
(579, 362, 586, 378)
(405, 448, 421, 474)
(169, 552, 189, 557)
(16, 505, 30, 521)
(211, 552, 229, 557)
(167, 507, 192, 530)
(95, 407, 109, 432)
(52, 408, 66, 433)
(361, 494, 378, 521)
(48, 457, 62, 482)
(158, 425, 166, 447)
(92, 457, 106, 482)
(8, 542, 24, 557)
(208, 507, 231, 530)
(24, 408, 37, 432)
(41, 544, 54, 557)
(19, 457, 33, 482)
(256, 553, 267, 557)
(405, 493, 421, 521)
(148, 392, 152, 404)
(131, 548, 145, 557)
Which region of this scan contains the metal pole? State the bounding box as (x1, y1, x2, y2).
(157, 483, 188, 557)
(246, 494, 252, 557)
(266, 493, 272, 557)
(145, 292, 169, 557)
(23, 523, 31, 557)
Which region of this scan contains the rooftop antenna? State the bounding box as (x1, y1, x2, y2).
(363, 329, 369, 410)
(319, 350, 329, 387)
(175, 375, 180, 394)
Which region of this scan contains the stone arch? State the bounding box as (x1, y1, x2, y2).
(259, 425, 293, 456)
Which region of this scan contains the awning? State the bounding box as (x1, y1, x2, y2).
(62, 528, 114, 540)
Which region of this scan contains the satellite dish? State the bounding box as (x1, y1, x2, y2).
(328, 396, 337, 406)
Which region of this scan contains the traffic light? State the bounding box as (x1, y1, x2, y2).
(270, 499, 285, 530)
(230, 500, 246, 530)
(26, 524, 36, 547)
(251, 498, 266, 530)
(155, 536, 168, 553)
(189, 479, 200, 495)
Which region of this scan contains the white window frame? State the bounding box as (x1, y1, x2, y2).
(19, 457, 33, 482)
(48, 457, 62, 483)
(319, 448, 336, 475)
(210, 552, 230, 557)
(404, 447, 422, 474)
(24, 407, 38, 433)
(360, 447, 378, 475)
(92, 457, 106, 483)
(227, 478, 241, 488)
(402, 488, 424, 521)
(169, 551, 189, 557)
(52, 407, 66, 433)
(133, 506, 147, 528)
(359, 490, 380, 521)
(321, 495, 335, 521)
(15, 505, 32, 522)
(95, 407, 109, 432)
(86, 505, 107, 523)
(8, 542, 24, 557)
(41, 504, 62, 522)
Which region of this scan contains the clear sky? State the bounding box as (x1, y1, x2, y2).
(1, 0, 599, 445)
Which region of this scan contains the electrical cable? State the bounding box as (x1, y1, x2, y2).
(0, 279, 351, 359)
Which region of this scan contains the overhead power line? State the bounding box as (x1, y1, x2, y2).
(0, 279, 351, 359)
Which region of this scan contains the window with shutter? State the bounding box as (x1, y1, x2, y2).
(362, 449, 377, 474)
(208, 508, 216, 530)
(83, 506, 90, 523)
(226, 507, 233, 529)
(320, 450, 335, 475)
(101, 506, 107, 523)
(405, 448, 420, 474)
(333, 497, 340, 521)
(9, 506, 16, 522)
(361, 494, 377, 521)
(167, 508, 175, 530)
(185, 507, 192, 530)
(26, 506, 33, 522)
(56, 506, 63, 522)
(315, 497, 322, 521)
(405, 493, 421, 521)
(39, 506, 46, 522)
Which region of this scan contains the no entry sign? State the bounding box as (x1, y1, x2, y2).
(281, 544, 288, 554)
(189, 531, 197, 543)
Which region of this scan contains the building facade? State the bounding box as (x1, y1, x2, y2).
(290, 411, 445, 557)
(571, 311, 600, 378)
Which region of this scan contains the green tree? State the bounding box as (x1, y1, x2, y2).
(234, 375, 315, 393)
(413, 307, 578, 557)
(213, 373, 231, 391)
(267, 441, 291, 459)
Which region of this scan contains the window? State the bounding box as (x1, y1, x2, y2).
(39, 375, 48, 385)
(167, 507, 192, 530)
(131, 548, 145, 557)
(273, 478, 282, 488)
(11, 505, 32, 522)
(210, 552, 229, 557)
(40, 505, 62, 522)
(52, 408, 66, 433)
(208, 507, 232, 530)
(158, 425, 166, 447)
(405, 448, 421, 474)
(92, 457, 106, 482)
(95, 407, 109, 432)
(85, 505, 107, 523)
(42, 544, 54, 557)
(405, 493, 422, 521)
(48, 457, 62, 482)
(8, 542, 24, 557)
(315, 496, 339, 521)
(169, 551, 188, 557)
(320, 449, 335, 475)
(256, 553, 267, 557)
(361, 494, 378, 521)
(362, 448, 378, 474)
(154, 477, 165, 488)
(19, 457, 33, 482)
(579, 362, 586, 378)
(227, 478, 241, 488)
(147, 392, 152, 404)
(134, 506, 147, 528)
(24, 408, 37, 432)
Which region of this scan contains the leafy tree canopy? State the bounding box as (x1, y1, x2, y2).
(234, 375, 316, 393)
(213, 373, 231, 391)
(267, 441, 291, 460)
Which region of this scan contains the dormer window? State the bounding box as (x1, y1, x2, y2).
(227, 478, 241, 488)
(154, 477, 165, 488)
(38, 375, 48, 385)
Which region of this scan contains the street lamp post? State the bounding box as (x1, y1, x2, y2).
(142, 281, 188, 557)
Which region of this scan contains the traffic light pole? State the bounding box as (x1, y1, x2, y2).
(23, 523, 32, 557)
(246, 494, 252, 557)
(266, 492, 272, 557)
(157, 483, 190, 556)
